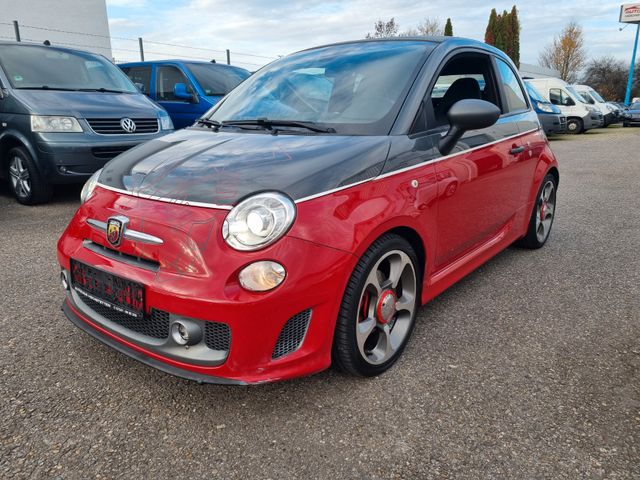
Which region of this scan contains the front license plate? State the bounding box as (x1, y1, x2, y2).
(70, 259, 145, 319)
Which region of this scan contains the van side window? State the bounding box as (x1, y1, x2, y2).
(413, 52, 501, 133)
(549, 88, 573, 106)
(121, 66, 151, 95)
(495, 59, 528, 113)
(157, 66, 191, 101)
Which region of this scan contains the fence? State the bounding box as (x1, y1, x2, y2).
(0, 20, 279, 69)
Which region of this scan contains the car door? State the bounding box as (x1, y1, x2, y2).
(418, 52, 524, 269)
(155, 64, 198, 129)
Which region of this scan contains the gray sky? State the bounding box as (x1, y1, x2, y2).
(106, 0, 639, 69)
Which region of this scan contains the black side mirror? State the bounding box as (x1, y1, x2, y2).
(438, 99, 501, 155)
(564, 97, 575, 106)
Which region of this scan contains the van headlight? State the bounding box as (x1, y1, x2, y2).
(80, 169, 102, 203)
(158, 111, 173, 131)
(31, 115, 82, 133)
(536, 102, 554, 113)
(223, 192, 296, 251)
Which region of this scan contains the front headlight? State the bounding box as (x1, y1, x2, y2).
(223, 192, 296, 251)
(585, 105, 597, 113)
(80, 169, 102, 203)
(158, 111, 173, 131)
(31, 115, 82, 133)
(537, 102, 554, 113)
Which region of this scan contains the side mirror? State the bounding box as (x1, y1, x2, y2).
(438, 99, 501, 156)
(563, 97, 575, 106)
(174, 82, 197, 103)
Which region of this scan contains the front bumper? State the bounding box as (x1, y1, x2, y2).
(35, 130, 170, 184)
(583, 112, 603, 130)
(57, 188, 355, 384)
(539, 113, 567, 135)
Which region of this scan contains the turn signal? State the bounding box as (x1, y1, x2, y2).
(238, 261, 286, 292)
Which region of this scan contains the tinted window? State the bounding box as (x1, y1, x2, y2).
(186, 63, 250, 96)
(0, 45, 136, 92)
(208, 41, 434, 135)
(496, 58, 527, 112)
(156, 65, 191, 101)
(121, 66, 151, 95)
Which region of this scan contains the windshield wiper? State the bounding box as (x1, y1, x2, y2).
(222, 118, 336, 133)
(195, 118, 222, 131)
(17, 86, 79, 91)
(77, 87, 130, 93)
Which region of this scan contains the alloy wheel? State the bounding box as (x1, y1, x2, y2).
(356, 250, 417, 365)
(536, 180, 556, 243)
(9, 156, 31, 198)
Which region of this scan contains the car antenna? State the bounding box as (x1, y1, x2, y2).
(43, 40, 51, 46)
(210, 59, 216, 63)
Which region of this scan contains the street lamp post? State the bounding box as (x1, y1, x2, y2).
(624, 23, 640, 105)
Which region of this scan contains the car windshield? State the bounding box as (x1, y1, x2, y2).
(186, 63, 250, 96)
(588, 89, 605, 103)
(566, 86, 588, 104)
(525, 82, 547, 103)
(206, 40, 434, 135)
(631, 102, 640, 110)
(0, 44, 137, 93)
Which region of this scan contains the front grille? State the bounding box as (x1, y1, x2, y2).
(204, 322, 231, 351)
(81, 294, 170, 339)
(83, 240, 160, 272)
(86, 118, 158, 135)
(91, 145, 133, 159)
(272, 309, 312, 359)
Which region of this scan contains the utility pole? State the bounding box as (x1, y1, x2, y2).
(624, 24, 639, 105)
(138, 37, 145, 61)
(13, 20, 20, 42)
(226, 49, 230, 65)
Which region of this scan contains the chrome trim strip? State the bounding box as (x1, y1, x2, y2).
(95, 128, 540, 209)
(85, 118, 159, 136)
(96, 183, 234, 210)
(87, 218, 164, 245)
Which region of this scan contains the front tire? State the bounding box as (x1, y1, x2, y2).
(332, 234, 421, 377)
(566, 118, 583, 134)
(7, 147, 52, 205)
(516, 173, 557, 249)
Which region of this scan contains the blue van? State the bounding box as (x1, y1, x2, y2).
(0, 42, 173, 204)
(524, 80, 566, 135)
(119, 61, 250, 129)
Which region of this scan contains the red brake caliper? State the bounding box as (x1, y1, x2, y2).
(359, 292, 370, 322)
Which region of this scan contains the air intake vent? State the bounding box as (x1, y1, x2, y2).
(272, 309, 312, 359)
(204, 321, 231, 351)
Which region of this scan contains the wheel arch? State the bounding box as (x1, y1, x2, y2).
(0, 131, 38, 178)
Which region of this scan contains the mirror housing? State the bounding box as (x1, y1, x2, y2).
(563, 97, 575, 106)
(174, 82, 197, 103)
(438, 99, 501, 156)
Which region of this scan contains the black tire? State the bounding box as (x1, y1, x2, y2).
(566, 118, 583, 134)
(6, 146, 52, 205)
(516, 173, 558, 249)
(332, 234, 422, 377)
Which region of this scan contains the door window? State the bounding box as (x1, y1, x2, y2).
(549, 88, 574, 106)
(121, 66, 151, 95)
(156, 65, 191, 101)
(495, 59, 528, 113)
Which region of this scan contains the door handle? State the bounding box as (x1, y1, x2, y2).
(509, 146, 525, 155)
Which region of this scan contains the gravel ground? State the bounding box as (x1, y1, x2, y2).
(1, 126, 639, 479)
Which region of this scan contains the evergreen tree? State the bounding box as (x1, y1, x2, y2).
(509, 5, 520, 68)
(444, 18, 453, 36)
(485, 9, 498, 45)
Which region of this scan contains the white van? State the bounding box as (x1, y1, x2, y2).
(572, 84, 616, 126)
(527, 78, 603, 134)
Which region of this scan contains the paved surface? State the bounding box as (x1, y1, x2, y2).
(1, 126, 639, 479)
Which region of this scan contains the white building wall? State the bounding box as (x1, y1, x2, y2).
(519, 62, 560, 79)
(0, 0, 112, 58)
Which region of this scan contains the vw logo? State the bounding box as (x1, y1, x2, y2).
(120, 118, 137, 133)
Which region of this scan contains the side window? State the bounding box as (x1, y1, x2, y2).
(495, 59, 528, 113)
(121, 66, 151, 95)
(157, 65, 190, 101)
(550, 88, 573, 106)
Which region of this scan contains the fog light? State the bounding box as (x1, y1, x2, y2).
(238, 261, 286, 292)
(60, 271, 69, 290)
(170, 320, 202, 346)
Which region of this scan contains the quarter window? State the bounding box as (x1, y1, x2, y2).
(495, 59, 528, 113)
(156, 65, 191, 101)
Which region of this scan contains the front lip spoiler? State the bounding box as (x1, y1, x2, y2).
(62, 300, 247, 386)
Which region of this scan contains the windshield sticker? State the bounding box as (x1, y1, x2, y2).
(13, 75, 23, 82)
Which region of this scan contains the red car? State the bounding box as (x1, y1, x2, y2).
(58, 38, 558, 384)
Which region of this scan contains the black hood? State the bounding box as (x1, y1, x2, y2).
(99, 129, 390, 207)
(13, 90, 161, 117)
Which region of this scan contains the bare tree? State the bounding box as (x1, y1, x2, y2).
(582, 56, 639, 101)
(539, 22, 586, 83)
(416, 17, 442, 36)
(366, 18, 399, 38)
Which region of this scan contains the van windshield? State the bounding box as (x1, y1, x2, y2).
(566, 86, 588, 104)
(588, 88, 605, 103)
(206, 40, 434, 135)
(0, 44, 137, 93)
(525, 82, 547, 103)
(186, 63, 250, 96)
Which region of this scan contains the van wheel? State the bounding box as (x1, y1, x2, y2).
(332, 234, 421, 377)
(566, 118, 582, 134)
(516, 173, 557, 249)
(7, 147, 52, 205)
